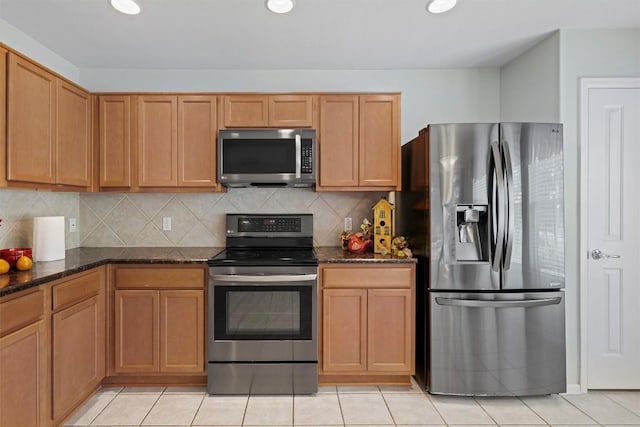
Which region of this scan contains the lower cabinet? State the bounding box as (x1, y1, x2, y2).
(112, 266, 205, 376)
(319, 263, 415, 384)
(114, 289, 204, 373)
(51, 267, 106, 424)
(0, 289, 47, 427)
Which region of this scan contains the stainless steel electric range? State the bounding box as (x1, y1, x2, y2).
(207, 213, 318, 395)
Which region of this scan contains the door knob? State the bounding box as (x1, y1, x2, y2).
(591, 249, 621, 260)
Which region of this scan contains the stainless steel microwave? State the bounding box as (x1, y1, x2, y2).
(218, 129, 316, 187)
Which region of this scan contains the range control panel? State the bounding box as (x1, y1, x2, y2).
(226, 214, 313, 238)
(238, 217, 301, 233)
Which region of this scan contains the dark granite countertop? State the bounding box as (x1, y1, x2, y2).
(1, 246, 415, 298)
(315, 247, 417, 264)
(0, 247, 223, 297)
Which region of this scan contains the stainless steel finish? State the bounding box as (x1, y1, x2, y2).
(208, 213, 318, 395)
(489, 140, 505, 273)
(429, 123, 500, 291)
(591, 249, 621, 260)
(435, 296, 562, 308)
(430, 291, 566, 396)
(501, 128, 515, 271)
(225, 213, 313, 239)
(208, 363, 318, 395)
(211, 274, 318, 282)
(500, 123, 564, 290)
(208, 265, 317, 362)
(295, 134, 301, 178)
(217, 128, 316, 187)
(397, 122, 566, 396)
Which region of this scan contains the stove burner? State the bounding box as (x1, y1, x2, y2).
(208, 248, 318, 267)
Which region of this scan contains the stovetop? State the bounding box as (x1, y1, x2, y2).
(208, 213, 318, 267)
(208, 247, 318, 267)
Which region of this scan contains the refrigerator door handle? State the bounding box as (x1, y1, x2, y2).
(489, 140, 506, 272)
(501, 136, 515, 270)
(435, 296, 562, 308)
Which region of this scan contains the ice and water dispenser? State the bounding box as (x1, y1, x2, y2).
(455, 205, 488, 262)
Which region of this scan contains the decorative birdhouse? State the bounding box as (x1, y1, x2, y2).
(373, 198, 394, 254)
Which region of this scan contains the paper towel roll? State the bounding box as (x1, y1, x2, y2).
(33, 216, 66, 262)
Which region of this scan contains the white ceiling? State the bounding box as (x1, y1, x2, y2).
(1, 0, 639, 70)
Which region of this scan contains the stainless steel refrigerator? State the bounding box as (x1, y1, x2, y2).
(397, 123, 566, 396)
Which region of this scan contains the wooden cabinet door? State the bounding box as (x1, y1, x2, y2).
(269, 95, 314, 127)
(367, 289, 412, 373)
(178, 95, 217, 187)
(99, 95, 131, 187)
(318, 95, 359, 188)
(52, 295, 105, 420)
(7, 53, 56, 184)
(223, 95, 269, 127)
(138, 95, 178, 187)
(56, 80, 92, 187)
(0, 321, 46, 427)
(322, 288, 367, 372)
(114, 290, 159, 373)
(0, 47, 7, 187)
(160, 290, 204, 373)
(359, 95, 400, 188)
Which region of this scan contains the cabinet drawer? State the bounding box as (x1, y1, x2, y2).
(322, 266, 413, 289)
(53, 269, 102, 311)
(0, 289, 44, 336)
(115, 267, 205, 289)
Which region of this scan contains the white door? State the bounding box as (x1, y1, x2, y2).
(582, 79, 640, 389)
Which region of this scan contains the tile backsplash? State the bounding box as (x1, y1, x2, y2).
(80, 188, 387, 247)
(0, 189, 80, 249)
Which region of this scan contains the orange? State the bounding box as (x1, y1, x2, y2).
(16, 256, 33, 271)
(0, 259, 9, 274)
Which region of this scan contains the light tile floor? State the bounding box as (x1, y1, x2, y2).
(63, 381, 640, 427)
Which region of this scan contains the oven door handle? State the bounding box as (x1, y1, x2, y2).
(211, 274, 317, 282)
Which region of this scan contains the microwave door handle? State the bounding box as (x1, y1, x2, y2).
(295, 134, 301, 178)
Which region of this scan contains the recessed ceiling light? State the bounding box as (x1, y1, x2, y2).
(266, 0, 294, 14)
(110, 0, 141, 15)
(427, 0, 457, 14)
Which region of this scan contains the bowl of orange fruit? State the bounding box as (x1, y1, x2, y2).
(0, 247, 33, 271)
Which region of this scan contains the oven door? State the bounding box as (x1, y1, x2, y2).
(209, 266, 317, 362)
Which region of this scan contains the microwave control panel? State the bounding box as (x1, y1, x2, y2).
(302, 140, 313, 174)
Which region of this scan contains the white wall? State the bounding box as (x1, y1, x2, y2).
(81, 68, 501, 143)
(500, 31, 560, 122)
(559, 28, 640, 387)
(0, 19, 79, 81)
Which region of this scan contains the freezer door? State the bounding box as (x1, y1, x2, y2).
(429, 291, 566, 396)
(500, 123, 565, 290)
(429, 123, 500, 291)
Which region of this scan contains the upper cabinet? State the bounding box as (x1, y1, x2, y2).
(137, 95, 178, 187)
(56, 80, 92, 186)
(222, 94, 314, 128)
(317, 94, 400, 191)
(7, 53, 57, 185)
(2, 46, 404, 194)
(99, 94, 219, 190)
(99, 95, 132, 188)
(178, 96, 218, 187)
(5, 52, 92, 189)
(136, 94, 219, 189)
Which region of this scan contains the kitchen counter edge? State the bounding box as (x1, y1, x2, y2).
(1, 246, 416, 297)
(315, 247, 417, 264)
